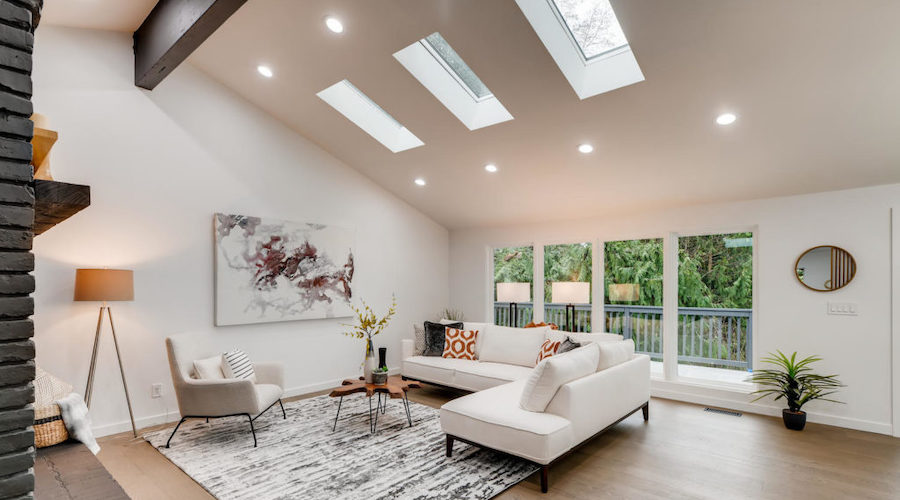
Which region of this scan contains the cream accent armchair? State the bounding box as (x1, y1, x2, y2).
(164, 333, 286, 447)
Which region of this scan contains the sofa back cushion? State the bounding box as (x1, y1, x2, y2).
(597, 339, 635, 371)
(520, 343, 600, 412)
(478, 324, 549, 367)
(462, 322, 490, 358)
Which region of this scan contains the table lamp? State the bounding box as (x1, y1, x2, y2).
(74, 268, 137, 437)
(551, 282, 590, 332)
(496, 282, 530, 327)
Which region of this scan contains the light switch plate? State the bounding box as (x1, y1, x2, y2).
(827, 302, 858, 316)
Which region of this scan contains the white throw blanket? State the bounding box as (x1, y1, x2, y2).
(56, 393, 100, 454)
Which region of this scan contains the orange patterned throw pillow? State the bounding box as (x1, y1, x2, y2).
(442, 328, 478, 360)
(536, 339, 561, 364)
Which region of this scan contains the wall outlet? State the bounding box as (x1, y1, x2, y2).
(827, 302, 858, 316)
(151, 383, 163, 398)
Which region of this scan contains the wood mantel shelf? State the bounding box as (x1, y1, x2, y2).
(33, 179, 90, 235)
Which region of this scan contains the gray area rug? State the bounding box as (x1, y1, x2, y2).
(144, 394, 538, 499)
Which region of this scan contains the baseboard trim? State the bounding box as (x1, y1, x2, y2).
(651, 383, 892, 435)
(93, 367, 403, 438)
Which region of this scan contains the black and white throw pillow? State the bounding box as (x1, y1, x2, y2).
(222, 349, 256, 382)
(423, 321, 463, 357)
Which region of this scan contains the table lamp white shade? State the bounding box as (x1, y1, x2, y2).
(551, 282, 590, 304)
(496, 282, 531, 303)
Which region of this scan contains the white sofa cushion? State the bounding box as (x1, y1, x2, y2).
(462, 322, 490, 358)
(453, 361, 533, 391)
(402, 356, 476, 387)
(441, 380, 574, 464)
(520, 343, 600, 412)
(479, 324, 549, 367)
(597, 340, 635, 371)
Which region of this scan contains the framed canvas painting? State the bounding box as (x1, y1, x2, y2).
(214, 213, 355, 326)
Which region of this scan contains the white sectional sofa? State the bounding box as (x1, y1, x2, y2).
(401, 322, 650, 493)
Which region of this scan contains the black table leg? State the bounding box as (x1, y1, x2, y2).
(402, 391, 413, 427)
(332, 396, 343, 431)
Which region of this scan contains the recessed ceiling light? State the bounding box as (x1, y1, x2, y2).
(325, 16, 344, 33)
(414, 178, 426, 186)
(484, 164, 498, 173)
(716, 113, 737, 125)
(257, 65, 273, 78)
(578, 143, 594, 154)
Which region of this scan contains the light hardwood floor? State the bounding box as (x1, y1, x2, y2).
(97, 387, 900, 499)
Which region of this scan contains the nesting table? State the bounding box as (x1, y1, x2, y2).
(329, 375, 421, 433)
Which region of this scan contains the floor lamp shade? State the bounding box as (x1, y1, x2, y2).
(74, 269, 134, 302)
(496, 282, 531, 303)
(551, 282, 590, 304)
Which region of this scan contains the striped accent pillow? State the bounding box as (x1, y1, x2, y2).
(222, 350, 256, 382)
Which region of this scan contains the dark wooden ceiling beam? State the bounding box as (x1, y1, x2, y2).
(133, 0, 246, 90)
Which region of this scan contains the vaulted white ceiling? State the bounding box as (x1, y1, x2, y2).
(49, 0, 900, 229)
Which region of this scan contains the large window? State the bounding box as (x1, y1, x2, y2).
(604, 239, 664, 360)
(492, 246, 534, 327)
(677, 233, 753, 379)
(544, 242, 592, 331)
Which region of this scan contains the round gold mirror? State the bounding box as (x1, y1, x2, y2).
(795, 245, 856, 292)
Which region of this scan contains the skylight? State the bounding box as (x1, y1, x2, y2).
(516, 0, 644, 99)
(316, 80, 424, 153)
(422, 33, 493, 100)
(551, 0, 628, 59)
(394, 32, 513, 130)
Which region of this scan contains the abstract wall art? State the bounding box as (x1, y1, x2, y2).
(214, 213, 355, 326)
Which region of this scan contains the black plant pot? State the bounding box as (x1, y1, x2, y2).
(782, 409, 807, 431)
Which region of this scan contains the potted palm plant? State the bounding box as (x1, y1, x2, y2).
(748, 351, 844, 431)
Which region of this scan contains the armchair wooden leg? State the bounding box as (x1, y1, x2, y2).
(165, 417, 187, 448)
(540, 465, 549, 493)
(278, 399, 286, 419)
(642, 401, 649, 421)
(445, 435, 454, 457)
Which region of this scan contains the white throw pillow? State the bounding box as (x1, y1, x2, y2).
(520, 343, 601, 412)
(193, 355, 225, 380)
(478, 324, 549, 367)
(597, 339, 635, 372)
(222, 350, 256, 382)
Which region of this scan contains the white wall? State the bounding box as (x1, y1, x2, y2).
(450, 183, 900, 434)
(31, 26, 449, 436)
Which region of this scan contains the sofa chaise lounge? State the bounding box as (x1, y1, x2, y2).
(401, 322, 650, 493)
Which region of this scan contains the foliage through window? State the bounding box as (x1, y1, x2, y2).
(544, 242, 592, 331)
(492, 246, 534, 326)
(677, 233, 753, 373)
(604, 239, 664, 357)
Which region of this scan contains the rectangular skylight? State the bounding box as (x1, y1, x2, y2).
(516, 0, 644, 99)
(422, 33, 493, 100)
(316, 80, 424, 153)
(394, 32, 513, 131)
(551, 0, 628, 60)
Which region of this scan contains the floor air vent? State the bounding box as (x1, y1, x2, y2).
(704, 407, 742, 417)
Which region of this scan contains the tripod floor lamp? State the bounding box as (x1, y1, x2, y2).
(74, 268, 137, 437)
(551, 282, 591, 332)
